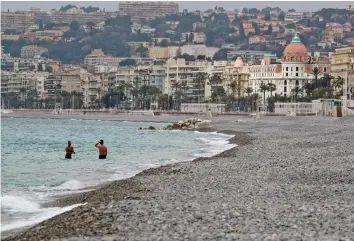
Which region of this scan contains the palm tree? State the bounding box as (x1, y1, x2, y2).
(311, 67, 321, 87)
(171, 81, 181, 109)
(227, 80, 238, 98)
(246, 87, 253, 97)
(267, 83, 276, 96)
(303, 82, 313, 97)
(19, 87, 27, 108)
(291, 86, 304, 102)
(209, 73, 223, 102)
(320, 73, 334, 89)
(194, 72, 209, 104)
(180, 80, 189, 103)
(259, 82, 268, 106)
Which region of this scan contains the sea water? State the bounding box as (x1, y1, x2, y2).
(1, 117, 235, 232)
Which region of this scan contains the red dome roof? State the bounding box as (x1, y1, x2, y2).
(283, 36, 308, 57)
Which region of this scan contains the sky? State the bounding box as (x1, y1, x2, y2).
(1, 1, 350, 12)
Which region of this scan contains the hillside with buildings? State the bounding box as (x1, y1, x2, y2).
(1, 3, 354, 111)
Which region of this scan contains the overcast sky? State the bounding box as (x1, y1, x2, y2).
(1, 1, 350, 12)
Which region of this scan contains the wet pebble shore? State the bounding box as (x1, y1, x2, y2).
(3, 116, 354, 241)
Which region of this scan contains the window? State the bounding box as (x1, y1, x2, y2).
(296, 73, 299, 77)
(296, 67, 299, 71)
(286, 67, 288, 71)
(286, 73, 288, 76)
(291, 67, 293, 71)
(284, 80, 287, 85)
(284, 87, 287, 92)
(296, 80, 299, 85)
(324, 67, 327, 72)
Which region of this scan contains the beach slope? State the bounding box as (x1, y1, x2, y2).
(3, 116, 354, 241)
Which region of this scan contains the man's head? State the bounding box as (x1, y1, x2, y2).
(68, 141, 71, 146)
(99, 139, 104, 145)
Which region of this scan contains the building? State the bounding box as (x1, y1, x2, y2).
(192, 22, 206, 31)
(1, 11, 35, 32)
(227, 50, 269, 64)
(84, 49, 123, 67)
(118, 1, 179, 21)
(0, 71, 39, 94)
(324, 23, 344, 41)
(165, 58, 210, 101)
(149, 47, 169, 59)
(94, 65, 119, 74)
(20, 45, 48, 58)
(285, 11, 312, 22)
(193, 32, 206, 44)
(1, 34, 20, 40)
(249, 36, 331, 103)
(81, 74, 108, 108)
(35, 29, 64, 41)
(43, 73, 82, 98)
(180, 44, 219, 58)
(249, 35, 267, 45)
(50, 10, 108, 24)
(330, 47, 354, 98)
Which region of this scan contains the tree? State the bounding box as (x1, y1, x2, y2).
(264, 11, 271, 21)
(259, 82, 268, 106)
(70, 21, 80, 31)
(311, 67, 321, 88)
(267, 25, 273, 34)
(80, 6, 100, 13)
(119, 59, 136, 66)
(60, 4, 77, 11)
(278, 11, 285, 21)
(288, 8, 296, 12)
(189, 32, 194, 42)
(160, 39, 169, 47)
(39, 20, 44, 30)
(267, 83, 276, 96)
(242, 8, 249, 14)
(209, 73, 223, 103)
(291, 86, 304, 101)
(185, 34, 189, 43)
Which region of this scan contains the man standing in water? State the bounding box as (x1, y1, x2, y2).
(95, 139, 107, 159)
(65, 141, 75, 159)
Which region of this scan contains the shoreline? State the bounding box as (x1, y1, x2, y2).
(1, 117, 245, 240)
(4, 116, 354, 240)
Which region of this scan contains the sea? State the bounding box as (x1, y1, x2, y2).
(1, 117, 235, 233)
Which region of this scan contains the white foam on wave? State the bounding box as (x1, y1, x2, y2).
(1, 194, 84, 232)
(1, 195, 41, 213)
(30, 180, 85, 192)
(193, 134, 237, 158)
(50, 180, 85, 191)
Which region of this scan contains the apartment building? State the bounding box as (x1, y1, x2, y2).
(43, 73, 82, 98)
(118, 1, 179, 21)
(165, 58, 210, 101)
(20, 45, 48, 58)
(227, 50, 269, 64)
(0, 71, 37, 94)
(193, 32, 206, 44)
(1, 11, 35, 32)
(81, 74, 108, 108)
(84, 49, 123, 67)
(149, 47, 169, 59)
(1, 34, 20, 40)
(35, 29, 64, 41)
(180, 44, 219, 58)
(324, 23, 344, 41)
(50, 10, 109, 24)
(330, 47, 354, 98)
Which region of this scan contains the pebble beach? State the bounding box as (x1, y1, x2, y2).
(2, 114, 354, 241)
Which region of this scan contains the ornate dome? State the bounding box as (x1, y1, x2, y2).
(283, 36, 307, 56)
(234, 57, 244, 68)
(282, 36, 309, 63)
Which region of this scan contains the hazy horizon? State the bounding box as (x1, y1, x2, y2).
(1, 1, 350, 12)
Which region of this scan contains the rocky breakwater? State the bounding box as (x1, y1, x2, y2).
(139, 118, 212, 130)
